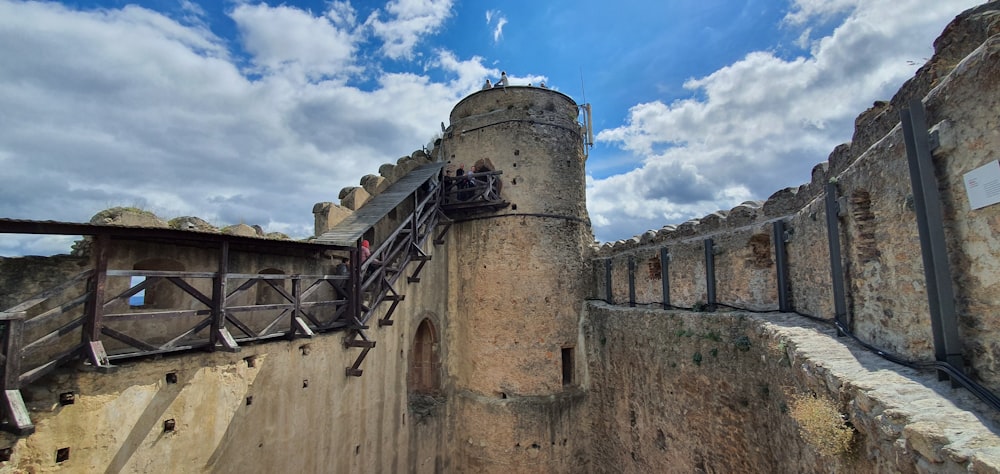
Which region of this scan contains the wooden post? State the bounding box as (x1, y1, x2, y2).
(82, 234, 113, 370)
(1, 312, 34, 434)
(212, 242, 239, 352)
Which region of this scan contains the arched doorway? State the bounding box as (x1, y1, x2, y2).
(408, 318, 441, 393)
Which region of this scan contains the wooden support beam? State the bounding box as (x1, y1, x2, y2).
(1, 390, 34, 435)
(344, 338, 376, 349)
(292, 317, 315, 338)
(82, 234, 110, 369)
(433, 222, 451, 245)
(213, 327, 241, 353)
(211, 242, 233, 350)
(345, 346, 373, 377)
(86, 341, 116, 373)
(2, 313, 25, 391)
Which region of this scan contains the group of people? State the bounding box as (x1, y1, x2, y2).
(449, 164, 492, 201)
(482, 71, 548, 90)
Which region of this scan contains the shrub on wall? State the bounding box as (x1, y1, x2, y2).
(788, 392, 855, 457)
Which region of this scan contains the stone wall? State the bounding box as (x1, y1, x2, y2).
(0, 235, 454, 473)
(440, 86, 595, 473)
(584, 303, 1000, 473)
(592, 3, 1000, 396)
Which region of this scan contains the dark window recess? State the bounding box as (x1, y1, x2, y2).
(561, 347, 574, 386)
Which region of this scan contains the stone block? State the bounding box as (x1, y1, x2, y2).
(340, 187, 371, 210)
(312, 201, 353, 236)
(360, 174, 389, 196)
(90, 207, 169, 228)
(221, 223, 257, 237)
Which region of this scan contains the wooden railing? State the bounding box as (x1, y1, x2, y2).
(441, 171, 507, 211)
(0, 164, 451, 433)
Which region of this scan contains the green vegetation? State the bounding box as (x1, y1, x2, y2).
(733, 335, 752, 352)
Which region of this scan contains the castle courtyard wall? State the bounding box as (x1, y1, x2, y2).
(584, 303, 1000, 473)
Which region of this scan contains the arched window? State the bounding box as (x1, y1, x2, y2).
(408, 318, 441, 393)
(131, 259, 184, 309)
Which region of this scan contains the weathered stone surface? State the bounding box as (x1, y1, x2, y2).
(90, 207, 168, 228)
(339, 186, 370, 210)
(586, 305, 1000, 474)
(221, 223, 257, 237)
(360, 174, 389, 196)
(312, 201, 353, 236)
(167, 216, 217, 233)
(378, 163, 401, 183)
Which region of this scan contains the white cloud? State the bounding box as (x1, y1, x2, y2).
(367, 0, 454, 60)
(589, 0, 980, 242)
(783, 0, 858, 26)
(0, 0, 481, 255)
(486, 9, 507, 43)
(230, 3, 361, 82)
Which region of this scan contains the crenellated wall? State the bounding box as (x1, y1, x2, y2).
(592, 3, 1000, 396)
(2, 3, 999, 473)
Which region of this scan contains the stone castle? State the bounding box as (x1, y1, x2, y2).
(1, 2, 999, 472)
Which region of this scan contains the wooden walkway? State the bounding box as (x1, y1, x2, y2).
(314, 162, 445, 247)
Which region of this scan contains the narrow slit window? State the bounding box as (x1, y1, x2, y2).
(561, 347, 574, 386)
(129, 276, 146, 306)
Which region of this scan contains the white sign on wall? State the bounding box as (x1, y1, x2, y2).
(964, 160, 1000, 210)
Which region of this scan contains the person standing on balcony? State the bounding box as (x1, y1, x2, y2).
(361, 240, 371, 263)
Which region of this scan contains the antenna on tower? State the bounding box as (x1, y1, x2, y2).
(579, 67, 594, 153)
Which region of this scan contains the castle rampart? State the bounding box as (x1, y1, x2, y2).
(592, 4, 1000, 396)
(1, 3, 999, 473)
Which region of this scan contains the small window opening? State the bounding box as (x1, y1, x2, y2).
(59, 392, 75, 406)
(128, 276, 146, 306)
(56, 447, 70, 463)
(561, 347, 574, 386)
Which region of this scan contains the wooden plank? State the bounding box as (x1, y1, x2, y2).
(100, 326, 158, 352)
(19, 343, 85, 385)
(106, 270, 216, 278)
(167, 277, 214, 308)
(162, 317, 212, 349)
(2, 316, 25, 390)
(2, 270, 93, 314)
(210, 242, 229, 348)
(315, 162, 444, 246)
(102, 276, 158, 308)
(22, 294, 89, 332)
(86, 340, 115, 371)
(1, 390, 34, 435)
(293, 317, 315, 338)
(102, 308, 209, 321)
(20, 317, 85, 358)
(82, 234, 109, 342)
(214, 327, 240, 352)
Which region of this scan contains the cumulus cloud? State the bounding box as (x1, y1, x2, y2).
(231, 3, 361, 82)
(367, 0, 454, 60)
(589, 0, 979, 242)
(0, 0, 484, 255)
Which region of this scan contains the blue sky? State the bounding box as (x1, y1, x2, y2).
(0, 0, 981, 255)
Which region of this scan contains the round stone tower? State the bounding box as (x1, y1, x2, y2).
(440, 86, 593, 471)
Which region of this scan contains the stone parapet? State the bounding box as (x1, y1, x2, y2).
(592, 3, 1000, 398)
